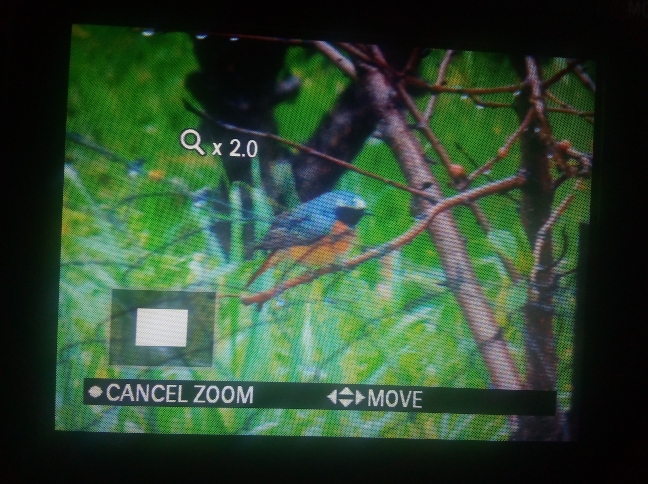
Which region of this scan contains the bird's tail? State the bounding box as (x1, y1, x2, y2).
(245, 251, 280, 288)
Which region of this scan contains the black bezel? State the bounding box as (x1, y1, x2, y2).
(6, 0, 647, 479)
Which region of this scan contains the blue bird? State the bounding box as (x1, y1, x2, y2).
(246, 191, 368, 287)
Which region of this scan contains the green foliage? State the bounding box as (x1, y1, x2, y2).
(56, 26, 592, 439)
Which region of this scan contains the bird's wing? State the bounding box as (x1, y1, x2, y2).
(256, 209, 334, 251)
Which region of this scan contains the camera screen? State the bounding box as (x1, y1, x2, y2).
(56, 24, 594, 440)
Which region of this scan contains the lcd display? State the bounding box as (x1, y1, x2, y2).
(56, 24, 594, 440)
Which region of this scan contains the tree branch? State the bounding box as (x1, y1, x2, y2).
(542, 59, 582, 89)
(423, 49, 454, 120)
(396, 82, 455, 173)
(312, 41, 357, 80)
(468, 94, 512, 109)
(573, 64, 596, 93)
(337, 42, 373, 63)
(363, 56, 524, 391)
(406, 77, 522, 95)
(396, 83, 523, 283)
(545, 91, 594, 124)
(403, 47, 425, 75)
(529, 195, 575, 295)
(526, 57, 552, 143)
(455, 143, 521, 204)
(465, 108, 534, 184)
(511, 54, 565, 440)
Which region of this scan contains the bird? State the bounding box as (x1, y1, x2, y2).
(246, 191, 368, 288)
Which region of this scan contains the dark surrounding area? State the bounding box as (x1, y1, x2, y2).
(4, 0, 647, 481)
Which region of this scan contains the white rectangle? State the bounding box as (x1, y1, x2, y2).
(135, 308, 188, 347)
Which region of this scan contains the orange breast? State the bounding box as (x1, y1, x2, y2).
(287, 221, 355, 266)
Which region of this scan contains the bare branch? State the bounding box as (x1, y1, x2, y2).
(542, 59, 582, 89)
(423, 49, 454, 120)
(465, 109, 534, 184)
(573, 63, 596, 93)
(511, 55, 559, 409)
(529, 195, 575, 295)
(546, 106, 594, 119)
(468, 94, 512, 109)
(397, 79, 521, 284)
(365, 61, 524, 392)
(397, 83, 522, 283)
(396, 82, 455, 173)
(552, 173, 569, 191)
(241, 174, 526, 305)
(562, 146, 593, 178)
(406, 77, 522, 95)
(337, 42, 373, 63)
(403, 47, 424, 75)
(526, 57, 551, 142)
(455, 143, 521, 204)
(368, 44, 389, 65)
(546, 91, 594, 124)
(312, 41, 357, 80)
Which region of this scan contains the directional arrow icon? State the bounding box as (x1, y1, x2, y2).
(328, 387, 364, 407)
(338, 387, 354, 407)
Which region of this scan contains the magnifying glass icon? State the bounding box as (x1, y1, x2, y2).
(180, 129, 206, 156)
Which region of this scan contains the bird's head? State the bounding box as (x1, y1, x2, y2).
(331, 191, 367, 227)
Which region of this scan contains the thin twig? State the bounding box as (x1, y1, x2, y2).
(404, 47, 424, 75)
(337, 42, 373, 63)
(455, 143, 521, 204)
(241, 174, 526, 305)
(573, 64, 596, 93)
(407, 77, 522, 95)
(546, 91, 594, 124)
(529, 195, 575, 295)
(401, 77, 522, 282)
(542, 59, 582, 89)
(526, 57, 551, 141)
(312, 41, 357, 80)
(368, 44, 389, 65)
(396, 83, 455, 172)
(468, 94, 512, 109)
(465, 109, 534, 183)
(565, 147, 593, 177)
(423, 49, 454, 121)
(552, 173, 569, 191)
(546, 106, 595, 119)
